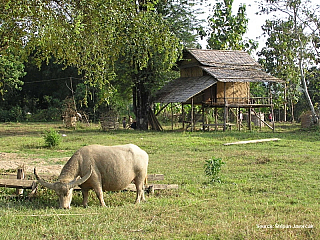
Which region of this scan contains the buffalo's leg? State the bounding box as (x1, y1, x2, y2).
(82, 189, 89, 208)
(93, 186, 106, 207)
(134, 178, 145, 203)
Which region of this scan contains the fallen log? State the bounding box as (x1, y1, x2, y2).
(224, 138, 280, 146)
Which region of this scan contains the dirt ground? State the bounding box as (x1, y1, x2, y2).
(0, 152, 68, 176)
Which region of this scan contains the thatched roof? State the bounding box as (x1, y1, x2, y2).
(154, 49, 283, 103)
(201, 66, 280, 83)
(155, 76, 216, 103)
(187, 49, 260, 68)
(187, 49, 282, 83)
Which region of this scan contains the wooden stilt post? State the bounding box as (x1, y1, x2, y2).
(271, 105, 275, 133)
(215, 107, 218, 131)
(191, 98, 194, 132)
(223, 106, 228, 132)
(223, 83, 227, 131)
(182, 103, 185, 130)
(16, 165, 25, 195)
(171, 103, 173, 130)
(202, 104, 205, 131)
(248, 107, 252, 131)
(259, 108, 262, 131)
(238, 107, 241, 131)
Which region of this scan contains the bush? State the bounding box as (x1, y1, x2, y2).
(204, 157, 225, 183)
(0, 106, 24, 122)
(44, 129, 62, 147)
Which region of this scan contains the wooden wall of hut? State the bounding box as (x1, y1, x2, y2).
(216, 82, 249, 104)
(180, 66, 203, 77)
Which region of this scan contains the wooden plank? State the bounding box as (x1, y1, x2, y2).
(125, 184, 178, 191)
(147, 174, 164, 181)
(0, 180, 178, 194)
(202, 123, 235, 131)
(224, 138, 280, 146)
(0, 173, 164, 181)
(0, 173, 18, 179)
(148, 184, 179, 190)
(0, 179, 35, 189)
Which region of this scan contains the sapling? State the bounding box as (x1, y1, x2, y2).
(204, 157, 225, 183)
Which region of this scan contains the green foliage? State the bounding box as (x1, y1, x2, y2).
(1, 0, 204, 127)
(206, 0, 258, 52)
(0, 53, 25, 98)
(0, 106, 24, 122)
(155, 0, 204, 48)
(44, 129, 61, 148)
(204, 157, 225, 183)
(258, 0, 320, 120)
(258, 19, 302, 113)
(114, 8, 183, 129)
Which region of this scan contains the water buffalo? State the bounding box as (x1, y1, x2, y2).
(34, 144, 149, 209)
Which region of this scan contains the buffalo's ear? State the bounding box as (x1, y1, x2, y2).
(34, 168, 56, 190)
(68, 165, 93, 189)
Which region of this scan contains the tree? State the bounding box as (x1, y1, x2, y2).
(1, 1, 205, 126)
(114, 0, 205, 130)
(206, 0, 258, 52)
(0, 1, 183, 125)
(115, 10, 182, 130)
(155, 0, 204, 48)
(0, 52, 25, 99)
(258, 0, 320, 123)
(258, 19, 302, 121)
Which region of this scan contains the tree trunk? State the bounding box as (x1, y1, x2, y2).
(292, 5, 318, 124)
(291, 99, 295, 122)
(132, 80, 151, 130)
(284, 83, 287, 122)
(299, 58, 318, 124)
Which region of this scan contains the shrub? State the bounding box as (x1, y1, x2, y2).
(0, 106, 24, 122)
(204, 157, 225, 183)
(44, 129, 61, 147)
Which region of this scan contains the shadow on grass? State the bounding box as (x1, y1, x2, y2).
(0, 187, 144, 210)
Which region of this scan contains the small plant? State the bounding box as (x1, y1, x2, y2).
(44, 129, 61, 148)
(204, 157, 225, 183)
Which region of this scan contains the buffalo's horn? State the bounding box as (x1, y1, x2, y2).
(68, 165, 93, 189)
(34, 168, 56, 190)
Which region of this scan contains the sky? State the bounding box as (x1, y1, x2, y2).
(197, 0, 270, 52)
(198, 0, 319, 54)
(233, 0, 268, 46)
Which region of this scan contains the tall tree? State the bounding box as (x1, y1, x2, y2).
(206, 0, 258, 52)
(155, 0, 204, 48)
(114, 0, 204, 130)
(115, 10, 182, 130)
(1, 1, 183, 126)
(258, 19, 302, 121)
(258, 0, 320, 123)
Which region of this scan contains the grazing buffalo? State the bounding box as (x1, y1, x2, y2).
(34, 144, 149, 209)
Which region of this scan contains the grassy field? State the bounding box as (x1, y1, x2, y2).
(0, 122, 319, 239)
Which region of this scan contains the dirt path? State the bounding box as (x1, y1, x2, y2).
(0, 152, 68, 175)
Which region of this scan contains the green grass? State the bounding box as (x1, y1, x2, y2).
(0, 122, 319, 239)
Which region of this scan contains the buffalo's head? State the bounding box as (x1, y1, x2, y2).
(34, 167, 92, 209)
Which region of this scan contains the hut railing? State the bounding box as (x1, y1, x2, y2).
(204, 97, 272, 105)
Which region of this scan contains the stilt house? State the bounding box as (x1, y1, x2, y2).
(154, 49, 283, 131)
